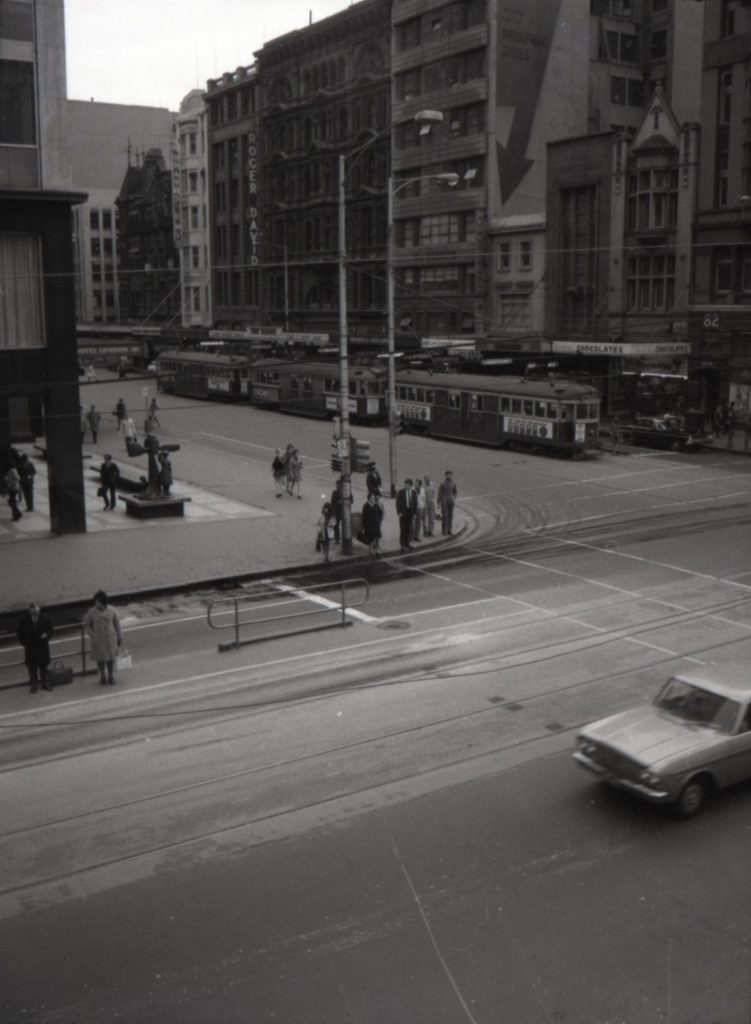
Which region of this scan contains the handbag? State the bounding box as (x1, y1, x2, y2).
(115, 649, 132, 671)
(47, 660, 74, 686)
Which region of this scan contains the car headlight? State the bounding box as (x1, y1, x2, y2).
(578, 738, 598, 757)
(639, 769, 662, 788)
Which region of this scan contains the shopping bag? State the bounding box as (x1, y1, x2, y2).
(114, 649, 132, 671)
(48, 660, 74, 686)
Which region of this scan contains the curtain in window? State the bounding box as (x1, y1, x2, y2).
(0, 233, 45, 348)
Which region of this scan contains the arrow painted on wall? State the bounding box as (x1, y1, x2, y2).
(497, 0, 564, 204)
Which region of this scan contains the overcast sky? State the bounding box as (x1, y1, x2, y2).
(64, 0, 354, 111)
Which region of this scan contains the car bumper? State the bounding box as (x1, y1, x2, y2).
(573, 751, 673, 804)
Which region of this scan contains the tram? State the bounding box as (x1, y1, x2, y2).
(250, 360, 387, 422)
(394, 370, 601, 455)
(154, 350, 252, 400)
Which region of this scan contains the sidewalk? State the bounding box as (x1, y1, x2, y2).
(1, 439, 466, 614)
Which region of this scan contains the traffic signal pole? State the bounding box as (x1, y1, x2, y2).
(337, 153, 353, 555)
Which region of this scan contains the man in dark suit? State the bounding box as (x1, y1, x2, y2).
(16, 602, 55, 693)
(396, 478, 418, 550)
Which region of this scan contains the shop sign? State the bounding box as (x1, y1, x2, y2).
(421, 338, 476, 350)
(619, 357, 688, 377)
(208, 377, 230, 392)
(504, 417, 550, 438)
(396, 402, 431, 422)
(248, 131, 258, 266)
(553, 340, 690, 357)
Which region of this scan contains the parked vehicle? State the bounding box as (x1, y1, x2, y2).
(617, 412, 709, 452)
(574, 661, 751, 817)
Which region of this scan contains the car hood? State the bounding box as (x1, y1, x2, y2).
(581, 707, 715, 766)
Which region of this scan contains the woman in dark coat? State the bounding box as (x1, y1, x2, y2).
(17, 602, 54, 692)
(361, 492, 383, 557)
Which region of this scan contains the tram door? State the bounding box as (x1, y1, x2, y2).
(460, 391, 471, 428)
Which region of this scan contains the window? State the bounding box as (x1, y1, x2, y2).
(0, 1, 34, 41)
(611, 76, 626, 105)
(498, 293, 531, 328)
(721, 0, 737, 38)
(497, 242, 511, 272)
(607, 31, 636, 64)
(0, 233, 44, 348)
(189, 132, 197, 155)
(189, 171, 198, 192)
(89, 209, 99, 230)
(627, 169, 678, 231)
(190, 207, 199, 229)
(719, 69, 733, 126)
(519, 240, 532, 269)
(627, 79, 645, 107)
(420, 214, 460, 245)
(192, 246, 200, 268)
(650, 30, 667, 61)
(626, 254, 675, 310)
(0, 59, 36, 144)
(102, 210, 112, 231)
(713, 248, 733, 294)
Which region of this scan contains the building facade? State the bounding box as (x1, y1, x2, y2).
(204, 65, 261, 328)
(115, 149, 180, 324)
(173, 90, 212, 328)
(254, 0, 391, 341)
(67, 99, 175, 324)
(690, 0, 751, 421)
(0, 0, 86, 532)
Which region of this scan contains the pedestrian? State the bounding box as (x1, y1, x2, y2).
(158, 452, 172, 496)
(148, 397, 160, 428)
(83, 590, 124, 686)
(16, 602, 55, 693)
(99, 453, 120, 510)
(272, 448, 286, 497)
(362, 491, 383, 557)
(283, 443, 295, 494)
(86, 364, 97, 382)
(412, 477, 425, 542)
(5, 464, 22, 521)
(316, 502, 333, 562)
(115, 398, 127, 427)
(287, 448, 303, 498)
(120, 414, 138, 454)
(87, 404, 101, 444)
(713, 406, 723, 437)
(437, 470, 457, 536)
(366, 462, 382, 497)
(396, 477, 417, 550)
(80, 405, 87, 443)
(330, 479, 343, 542)
(423, 474, 436, 536)
(18, 453, 36, 511)
(610, 415, 620, 455)
(727, 401, 737, 449)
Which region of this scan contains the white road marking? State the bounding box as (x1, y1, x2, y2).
(272, 582, 380, 623)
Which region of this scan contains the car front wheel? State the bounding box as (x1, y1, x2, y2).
(673, 777, 708, 819)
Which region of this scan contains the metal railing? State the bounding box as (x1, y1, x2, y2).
(207, 578, 369, 651)
(0, 624, 96, 691)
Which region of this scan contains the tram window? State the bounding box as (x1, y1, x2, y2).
(470, 393, 479, 411)
(416, 388, 424, 402)
(576, 403, 588, 418)
(590, 402, 599, 418)
(523, 400, 534, 416)
(448, 390, 461, 409)
(535, 401, 546, 418)
(500, 396, 510, 413)
(303, 377, 313, 394)
(426, 389, 434, 403)
(511, 398, 521, 413)
(561, 404, 573, 420)
(396, 386, 405, 400)
(407, 387, 417, 401)
(483, 394, 498, 413)
(547, 403, 559, 419)
(324, 377, 339, 392)
(289, 375, 299, 392)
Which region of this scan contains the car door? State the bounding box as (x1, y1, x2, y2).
(706, 703, 751, 788)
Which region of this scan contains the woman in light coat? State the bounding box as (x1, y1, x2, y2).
(84, 590, 124, 685)
(287, 449, 303, 498)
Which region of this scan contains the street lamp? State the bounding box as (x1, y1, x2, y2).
(386, 171, 458, 498)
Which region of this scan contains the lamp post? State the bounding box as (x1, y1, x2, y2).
(386, 172, 458, 498)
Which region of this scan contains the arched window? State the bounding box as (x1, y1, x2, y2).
(338, 56, 346, 84)
(338, 107, 349, 141)
(312, 66, 320, 93)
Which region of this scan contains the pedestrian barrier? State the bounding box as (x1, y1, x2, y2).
(0, 624, 96, 691)
(207, 578, 370, 651)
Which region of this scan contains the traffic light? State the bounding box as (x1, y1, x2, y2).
(350, 437, 371, 473)
(331, 441, 343, 474)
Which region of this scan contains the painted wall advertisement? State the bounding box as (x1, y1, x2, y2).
(248, 131, 259, 266)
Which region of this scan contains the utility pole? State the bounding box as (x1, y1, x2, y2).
(337, 153, 353, 555)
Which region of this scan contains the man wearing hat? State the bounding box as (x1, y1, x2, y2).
(366, 462, 382, 497)
(16, 602, 55, 693)
(437, 470, 458, 535)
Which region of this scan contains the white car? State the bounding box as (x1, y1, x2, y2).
(574, 662, 751, 817)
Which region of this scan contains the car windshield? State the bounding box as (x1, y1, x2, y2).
(654, 678, 740, 732)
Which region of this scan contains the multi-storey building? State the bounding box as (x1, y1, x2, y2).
(173, 90, 212, 328)
(115, 149, 180, 323)
(690, 0, 751, 420)
(67, 100, 175, 324)
(204, 65, 261, 328)
(0, 0, 86, 532)
(254, 0, 391, 340)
